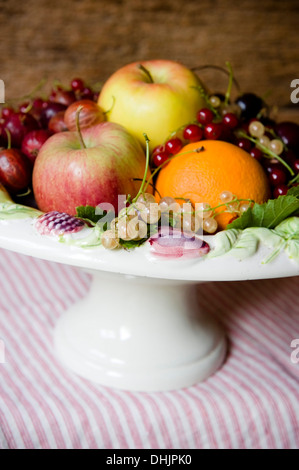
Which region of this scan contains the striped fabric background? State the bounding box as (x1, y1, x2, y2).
(0, 247, 298, 449)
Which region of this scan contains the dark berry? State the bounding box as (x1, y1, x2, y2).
(39, 102, 67, 128)
(204, 122, 223, 140)
(293, 159, 299, 173)
(250, 147, 263, 161)
(21, 130, 51, 163)
(80, 87, 94, 101)
(0, 148, 32, 193)
(282, 149, 297, 166)
(49, 89, 76, 107)
(235, 93, 264, 120)
(275, 121, 299, 152)
(273, 185, 289, 198)
(165, 138, 183, 155)
(236, 138, 252, 152)
(3, 113, 39, 147)
(183, 124, 203, 142)
(1, 107, 15, 119)
(71, 78, 85, 92)
(152, 150, 169, 167)
(268, 168, 287, 186)
(196, 108, 214, 126)
(222, 113, 239, 129)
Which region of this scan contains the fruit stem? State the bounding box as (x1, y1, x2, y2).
(5, 77, 47, 104)
(133, 133, 150, 203)
(190, 64, 241, 91)
(4, 129, 11, 150)
(132, 178, 161, 197)
(224, 61, 233, 106)
(191, 85, 222, 119)
(144, 146, 205, 193)
(76, 105, 86, 149)
(288, 173, 299, 186)
(138, 64, 154, 84)
(238, 130, 295, 176)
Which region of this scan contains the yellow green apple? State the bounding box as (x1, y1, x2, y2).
(98, 60, 206, 151)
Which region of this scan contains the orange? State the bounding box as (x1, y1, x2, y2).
(155, 140, 271, 230)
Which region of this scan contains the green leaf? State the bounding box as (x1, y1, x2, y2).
(208, 228, 241, 258)
(119, 237, 149, 250)
(227, 195, 299, 230)
(76, 205, 114, 230)
(287, 186, 299, 198)
(76, 205, 103, 224)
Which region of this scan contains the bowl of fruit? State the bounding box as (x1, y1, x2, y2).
(0, 60, 298, 391)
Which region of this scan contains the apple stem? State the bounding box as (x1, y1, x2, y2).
(103, 96, 115, 116)
(138, 64, 154, 84)
(76, 105, 87, 149)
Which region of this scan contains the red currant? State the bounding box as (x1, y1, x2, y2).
(165, 138, 183, 155)
(222, 113, 239, 129)
(197, 108, 214, 126)
(204, 122, 223, 140)
(152, 144, 165, 155)
(236, 138, 252, 152)
(183, 124, 203, 142)
(293, 159, 299, 173)
(80, 87, 94, 100)
(32, 98, 45, 110)
(250, 147, 263, 161)
(71, 78, 85, 92)
(268, 168, 287, 186)
(152, 150, 169, 167)
(1, 107, 14, 119)
(273, 184, 289, 198)
(19, 102, 31, 113)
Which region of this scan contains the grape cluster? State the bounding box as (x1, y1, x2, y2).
(0, 78, 99, 197)
(151, 92, 299, 200)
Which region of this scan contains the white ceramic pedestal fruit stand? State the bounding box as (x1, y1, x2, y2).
(0, 214, 298, 392)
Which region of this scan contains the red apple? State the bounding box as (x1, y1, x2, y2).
(98, 60, 207, 151)
(32, 122, 151, 215)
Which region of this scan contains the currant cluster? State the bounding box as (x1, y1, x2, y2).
(151, 92, 299, 199)
(100, 188, 254, 250)
(0, 77, 99, 197)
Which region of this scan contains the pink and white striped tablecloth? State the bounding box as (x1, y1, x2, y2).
(0, 247, 298, 449)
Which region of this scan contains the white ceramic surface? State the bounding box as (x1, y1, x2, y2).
(54, 271, 226, 391)
(0, 215, 298, 391)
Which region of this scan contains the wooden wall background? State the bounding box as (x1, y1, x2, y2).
(0, 0, 298, 120)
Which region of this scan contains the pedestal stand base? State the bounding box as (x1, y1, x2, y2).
(54, 271, 226, 391)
